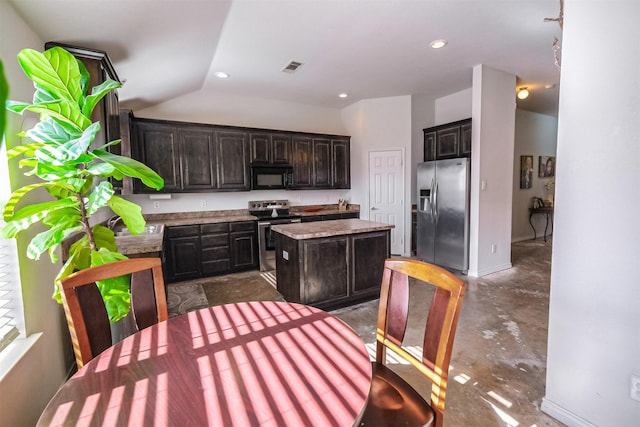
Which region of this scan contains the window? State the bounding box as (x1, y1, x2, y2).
(0, 141, 25, 354)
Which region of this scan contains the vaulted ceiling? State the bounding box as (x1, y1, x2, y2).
(8, 0, 562, 116)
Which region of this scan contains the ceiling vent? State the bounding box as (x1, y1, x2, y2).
(282, 61, 303, 73)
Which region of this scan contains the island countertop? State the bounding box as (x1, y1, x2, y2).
(271, 218, 394, 240)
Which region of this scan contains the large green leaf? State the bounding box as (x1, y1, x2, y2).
(92, 225, 118, 252)
(26, 223, 68, 260)
(86, 180, 114, 215)
(24, 100, 89, 132)
(82, 79, 121, 117)
(42, 206, 81, 228)
(17, 47, 82, 104)
(108, 196, 145, 234)
(86, 162, 115, 177)
(2, 182, 66, 220)
(26, 118, 78, 145)
(35, 121, 100, 165)
(0, 197, 79, 238)
(6, 142, 45, 159)
(92, 149, 164, 190)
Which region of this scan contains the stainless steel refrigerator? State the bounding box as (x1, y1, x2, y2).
(416, 158, 470, 273)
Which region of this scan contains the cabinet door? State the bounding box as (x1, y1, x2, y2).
(179, 127, 217, 191)
(312, 138, 332, 187)
(215, 129, 250, 190)
(250, 133, 271, 164)
(133, 122, 181, 193)
(302, 236, 349, 304)
(436, 126, 460, 159)
(424, 131, 436, 161)
(292, 135, 313, 188)
(460, 121, 472, 157)
(165, 225, 201, 282)
(351, 231, 388, 295)
(271, 134, 292, 165)
(332, 138, 350, 188)
(230, 231, 258, 271)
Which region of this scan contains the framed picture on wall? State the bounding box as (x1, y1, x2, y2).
(539, 156, 555, 178)
(520, 155, 533, 189)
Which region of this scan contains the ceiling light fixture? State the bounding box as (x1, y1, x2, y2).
(338, 93, 348, 98)
(214, 71, 230, 79)
(430, 39, 448, 49)
(517, 87, 530, 100)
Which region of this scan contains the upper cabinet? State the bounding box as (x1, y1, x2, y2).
(250, 132, 292, 165)
(291, 135, 351, 189)
(128, 114, 349, 193)
(423, 118, 472, 161)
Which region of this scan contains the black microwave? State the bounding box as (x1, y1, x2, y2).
(251, 166, 294, 190)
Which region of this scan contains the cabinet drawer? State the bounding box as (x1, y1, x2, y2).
(201, 223, 229, 234)
(201, 234, 229, 248)
(202, 246, 229, 262)
(166, 225, 200, 238)
(230, 221, 256, 233)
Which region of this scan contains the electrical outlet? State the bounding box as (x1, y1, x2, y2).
(631, 375, 640, 402)
(201, 200, 207, 208)
(491, 244, 497, 254)
(153, 201, 160, 209)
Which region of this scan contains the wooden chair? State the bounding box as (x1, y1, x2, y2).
(59, 258, 168, 369)
(357, 258, 466, 427)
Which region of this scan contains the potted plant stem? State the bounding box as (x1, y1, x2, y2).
(1, 46, 164, 322)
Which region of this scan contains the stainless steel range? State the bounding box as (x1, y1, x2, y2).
(249, 200, 301, 272)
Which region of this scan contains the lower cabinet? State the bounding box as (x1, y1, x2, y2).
(164, 220, 257, 283)
(275, 229, 389, 310)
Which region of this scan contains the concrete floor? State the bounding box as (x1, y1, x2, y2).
(168, 239, 564, 427)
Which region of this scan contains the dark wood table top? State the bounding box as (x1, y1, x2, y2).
(38, 301, 372, 426)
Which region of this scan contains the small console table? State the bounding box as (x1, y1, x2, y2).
(529, 206, 554, 242)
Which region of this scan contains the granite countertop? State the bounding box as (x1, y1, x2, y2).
(114, 205, 361, 255)
(271, 218, 393, 240)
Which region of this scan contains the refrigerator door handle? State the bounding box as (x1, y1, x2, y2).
(429, 178, 436, 223)
(433, 180, 439, 223)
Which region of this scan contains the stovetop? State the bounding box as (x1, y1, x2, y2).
(248, 199, 300, 220)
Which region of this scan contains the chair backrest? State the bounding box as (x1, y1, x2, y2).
(375, 258, 466, 424)
(59, 258, 168, 368)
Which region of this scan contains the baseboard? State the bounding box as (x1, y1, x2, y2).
(468, 262, 512, 278)
(541, 397, 597, 427)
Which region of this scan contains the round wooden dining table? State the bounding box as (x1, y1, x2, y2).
(38, 301, 372, 426)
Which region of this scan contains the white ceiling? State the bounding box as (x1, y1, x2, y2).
(8, 0, 563, 116)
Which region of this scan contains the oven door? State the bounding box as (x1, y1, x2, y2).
(258, 218, 300, 271)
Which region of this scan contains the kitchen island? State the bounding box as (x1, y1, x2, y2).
(272, 219, 393, 310)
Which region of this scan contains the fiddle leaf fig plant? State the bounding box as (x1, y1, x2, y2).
(1, 46, 164, 322)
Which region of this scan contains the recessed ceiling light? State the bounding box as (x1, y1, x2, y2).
(430, 39, 448, 49)
(338, 93, 348, 98)
(214, 71, 230, 79)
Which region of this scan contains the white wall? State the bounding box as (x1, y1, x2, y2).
(542, 1, 640, 425)
(512, 109, 558, 241)
(410, 94, 435, 204)
(0, 3, 71, 425)
(434, 88, 472, 125)
(468, 65, 516, 277)
(342, 96, 413, 256)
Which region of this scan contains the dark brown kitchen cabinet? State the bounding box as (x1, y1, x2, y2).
(164, 221, 257, 283)
(332, 138, 351, 188)
(312, 138, 332, 187)
(292, 135, 313, 188)
(250, 132, 292, 165)
(164, 225, 201, 282)
(215, 129, 251, 191)
(179, 127, 217, 191)
(229, 221, 258, 271)
(133, 122, 181, 193)
(423, 118, 472, 161)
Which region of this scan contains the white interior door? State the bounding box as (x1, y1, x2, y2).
(369, 150, 405, 255)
